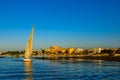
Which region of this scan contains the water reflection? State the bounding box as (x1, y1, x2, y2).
(93, 60, 102, 66)
(0, 58, 120, 80)
(50, 58, 103, 65)
(24, 62, 33, 80)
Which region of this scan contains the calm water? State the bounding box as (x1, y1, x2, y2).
(0, 57, 120, 80)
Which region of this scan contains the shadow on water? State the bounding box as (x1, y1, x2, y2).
(23, 62, 33, 80)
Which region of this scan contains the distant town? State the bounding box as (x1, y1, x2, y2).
(0, 45, 120, 60)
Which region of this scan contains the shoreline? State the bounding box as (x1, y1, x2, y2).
(35, 56, 120, 61)
(1, 55, 120, 61)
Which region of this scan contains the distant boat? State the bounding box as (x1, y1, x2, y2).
(24, 26, 34, 62)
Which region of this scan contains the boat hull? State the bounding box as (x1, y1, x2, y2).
(23, 59, 32, 62)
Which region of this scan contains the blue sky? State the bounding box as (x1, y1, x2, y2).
(0, 0, 120, 51)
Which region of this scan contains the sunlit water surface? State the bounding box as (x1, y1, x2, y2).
(0, 57, 120, 80)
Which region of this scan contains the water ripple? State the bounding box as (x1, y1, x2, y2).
(0, 58, 120, 80)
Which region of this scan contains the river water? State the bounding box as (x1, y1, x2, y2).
(0, 57, 120, 80)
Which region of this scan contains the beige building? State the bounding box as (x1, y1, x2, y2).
(88, 48, 103, 54)
(94, 48, 103, 53)
(0, 51, 2, 55)
(74, 48, 83, 53)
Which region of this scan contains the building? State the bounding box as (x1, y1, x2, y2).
(74, 48, 83, 53)
(0, 51, 2, 55)
(88, 48, 103, 54)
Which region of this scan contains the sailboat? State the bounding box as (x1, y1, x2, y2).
(24, 26, 34, 62)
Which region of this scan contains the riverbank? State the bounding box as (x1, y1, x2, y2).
(1, 55, 120, 61)
(34, 56, 120, 61)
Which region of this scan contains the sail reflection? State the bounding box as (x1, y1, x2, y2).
(93, 60, 103, 66)
(24, 62, 33, 80)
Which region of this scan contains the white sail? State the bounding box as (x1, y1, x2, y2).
(24, 26, 34, 59)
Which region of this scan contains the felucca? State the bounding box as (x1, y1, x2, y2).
(24, 26, 34, 62)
